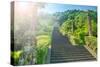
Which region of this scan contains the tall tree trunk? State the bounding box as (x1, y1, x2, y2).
(72, 20, 74, 33)
(87, 11, 92, 36)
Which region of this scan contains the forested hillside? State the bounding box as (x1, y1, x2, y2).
(55, 10, 97, 53)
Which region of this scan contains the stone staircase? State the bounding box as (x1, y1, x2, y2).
(50, 28, 96, 63)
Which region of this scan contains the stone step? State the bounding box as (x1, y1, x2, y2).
(51, 53, 93, 57)
(51, 52, 90, 55)
(51, 48, 86, 51)
(51, 51, 90, 55)
(51, 50, 89, 53)
(50, 57, 96, 63)
(51, 55, 94, 59)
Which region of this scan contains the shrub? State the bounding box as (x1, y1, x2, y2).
(36, 35, 51, 64)
(69, 30, 85, 46)
(85, 36, 97, 52)
(11, 50, 22, 65)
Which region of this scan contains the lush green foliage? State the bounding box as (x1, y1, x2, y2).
(11, 51, 22, 65)
(36, 35, 51, 64)
(58, 10, 97, 46)
(85, 36, 97, 52)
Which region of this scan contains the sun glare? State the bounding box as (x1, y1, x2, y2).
(15, 2, 38, 16)
(16, 2, 30, 12)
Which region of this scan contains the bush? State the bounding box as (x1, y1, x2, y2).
(11, 50, 22, 65)
(36, 35, 51, 64)
(68, 29, 85, 46)
(85, 36, 97, 52)
(69, 35, 77, 45)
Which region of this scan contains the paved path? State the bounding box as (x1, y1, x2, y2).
(50, 27, 96, 63)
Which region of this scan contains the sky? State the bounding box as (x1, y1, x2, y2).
(39, 3, 97, 14)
